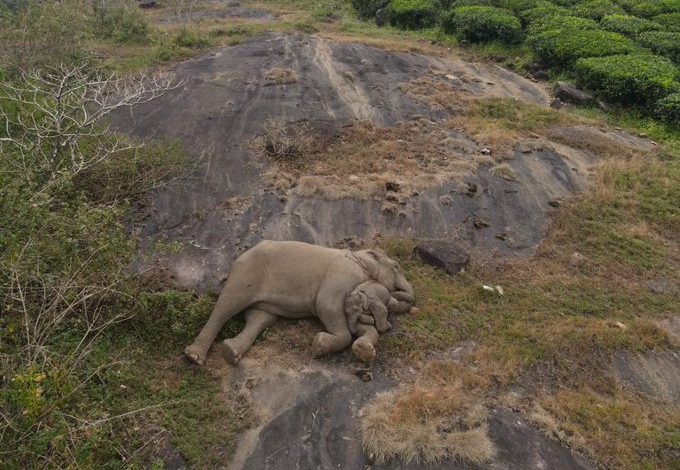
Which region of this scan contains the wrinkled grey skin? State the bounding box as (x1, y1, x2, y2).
(184, 240, 414, 365)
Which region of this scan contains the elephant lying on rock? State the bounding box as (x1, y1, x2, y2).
(184, 240, 414, 365)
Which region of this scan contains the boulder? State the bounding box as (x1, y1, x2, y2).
(413, 240, 469, 275)
(554, 82, 594, 105)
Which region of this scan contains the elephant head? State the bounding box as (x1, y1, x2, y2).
(354, 248, 414, 306)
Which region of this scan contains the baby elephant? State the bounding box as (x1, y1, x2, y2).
(345, 281, 412, 363)
(344, 280, 396, 335)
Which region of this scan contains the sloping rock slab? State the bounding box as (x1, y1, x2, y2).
(613, 351, 680, 403)
(227, 359, 591, 470)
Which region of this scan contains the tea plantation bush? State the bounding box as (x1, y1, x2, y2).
(442, 5, 522, 42)
(526, 14, 598, 35)
(652, 12, 680, 31)
(630, 0, 680, 18)
(519, 4, 569, 23)
(574, 54, 679, 105)
(529, 28, 637, 66)
(386, 0, 437, 29)
(655, 92, 680, 124)
(573, 0, 623, 19)
(600, 14, 662, 37)
(638, 31, 680, 63)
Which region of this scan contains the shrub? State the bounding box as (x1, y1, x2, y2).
(441, 6, 522, 43)
(600, 14, 662, 37)
(638, 31, 680, 63)
(386, 0, 437, 29)
(654, 92, 680, 124)
(631, 0, 680, 18)
(173, 28, 211, 48)
(526, 15, 598, 35)
(351, 0, 389, 18)
(519, 4, 568, 24)
(574, 54, 679, 105)
(652, 12, 680, 31)
(529, 29, 637, 67)
(504, 0, 548, 12)
(573, 0, 625, 20)
(91, 0, 150, 43)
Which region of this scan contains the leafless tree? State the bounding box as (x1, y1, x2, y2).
(0, 64, 185, 197)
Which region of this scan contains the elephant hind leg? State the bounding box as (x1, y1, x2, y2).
(185, 259, 263, 365)
(222, 308, 277, 364)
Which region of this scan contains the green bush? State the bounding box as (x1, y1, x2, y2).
(529, 28, 638, 67)
(386, 0, 437, 29)
(92, 0, 149, 43)
(173, 28, 211, 48)
(631, 0, 680, 18)
(441, 5, 522, 42)
(652, 12, 680, 31)
(600, 14, 662, 37)
(638, 31, 680, 63)
(526, 14, 598, 35)
(519, 4, 568, 24)
(573, 0, 625, 20)
(574, 54, 679, 105)
(351, 0, 389, 18)
(654, 92, 680, 124)
(504, 0, 548, 12)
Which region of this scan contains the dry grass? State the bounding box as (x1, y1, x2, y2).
(361, 384, 495, 465)
(249, 118, 315, 161)
(400, 73, 472, 114)
(263, 67, 298, 85)
(254, 119, 480, 199)
(489, 162, 515, 180)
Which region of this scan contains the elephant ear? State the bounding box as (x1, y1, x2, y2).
(356, 249, 382, 281)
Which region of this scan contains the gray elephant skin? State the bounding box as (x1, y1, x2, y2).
(184, 240, 414, 365)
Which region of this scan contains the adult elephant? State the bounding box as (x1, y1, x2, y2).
(184, 240, 414, 365)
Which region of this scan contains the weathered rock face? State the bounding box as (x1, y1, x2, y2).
(553, 81, 594, 105)
(413, 240, 469, 275)
(113, 33, 614, 293)
(227, 360, 592, 470)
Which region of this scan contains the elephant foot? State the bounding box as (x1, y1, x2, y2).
(222, 339, 242, 364)
(352, 338, 376, 363)
(184, 344, 206, 366)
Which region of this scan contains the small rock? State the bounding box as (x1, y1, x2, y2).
(413, 241, 469, 275)
(480, 147, 491, 155)
(548, 199, 561, 208)
(550, 98, 563, 109)
(554, 81, 593, 105)
(381, 203, 397, 215)
(385, 181, 401, 192)
(374, 8, 388, 27)
(638, 133, 648, 138)
(348, 175, 359, 182)
(598, 101, 611, 112)
(473, 217, 489, 228)
(352, 366, 373, 382)
(439, 195, 453, 206)
(609, 321, 627, 331)
(570, 251, 587, 267)
(533, 70, 550, 80)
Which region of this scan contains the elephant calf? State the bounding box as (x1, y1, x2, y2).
(184, 240, 414, 365)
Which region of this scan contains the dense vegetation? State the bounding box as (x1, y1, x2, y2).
(352, 0, 680, 122)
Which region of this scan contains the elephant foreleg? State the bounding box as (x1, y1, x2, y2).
(312, 295, 352, 358)
(352, 323, 379, 363)
(222, 308, 277, 364)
